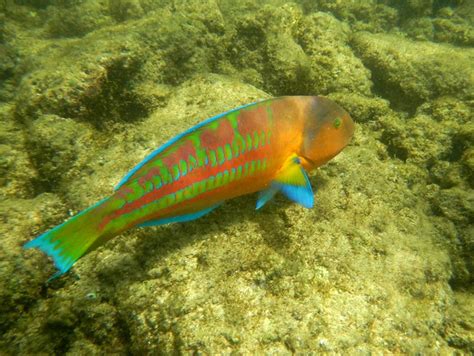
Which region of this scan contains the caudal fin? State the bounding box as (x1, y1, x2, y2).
(25, 197, 115, 280)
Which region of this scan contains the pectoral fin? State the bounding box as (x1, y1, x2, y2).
(256, 155, 314, 209)
(256, 186, 279, 210)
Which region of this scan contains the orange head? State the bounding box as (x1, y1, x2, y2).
(299, 96, 354, 169)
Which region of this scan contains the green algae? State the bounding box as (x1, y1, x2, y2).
(1, 0, 473, 354)
(352, 32, 474, 112)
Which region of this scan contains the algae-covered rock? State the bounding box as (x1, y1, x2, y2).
(46, 1, 115, 38)
(26, 115, 95, 193)
(432, 4, 474, 46)
(381, 112, 457, 165)
(352, 32, 474, 110)
(250, 4, 312, 94)
(402, 7, 474, 46)
(222, 5, 372, 96)
(265, 32, 311, 94)
(14, 1, 231, 124)
(296, 12, 372, 96)
(308, 0, 399, 33)
(0, 193, 65, 336)
(0, 104, 38, 198)
(377, 94, 473, 289)
(328, 93, 392, 124)
(0, 39, 17, 101)
(108, 0, 145, 23)
(14, 35, 148, 124)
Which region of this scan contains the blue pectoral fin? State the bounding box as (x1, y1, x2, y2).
(278, 181, 314, 208)
(256, 186, 279, 210)
(138, 203, 222, 227)
(257, 154, 314, 209)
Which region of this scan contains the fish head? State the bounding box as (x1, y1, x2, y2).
(299, 96, 354, 170)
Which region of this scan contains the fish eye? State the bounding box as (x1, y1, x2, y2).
(333, 117, 342, 129)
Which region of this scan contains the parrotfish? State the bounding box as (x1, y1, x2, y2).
(25, 96, 354, 279)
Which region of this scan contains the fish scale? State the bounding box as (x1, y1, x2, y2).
(25, 96, 354, 279)
(113, 109, 273, 224)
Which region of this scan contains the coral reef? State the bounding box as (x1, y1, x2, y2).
(0, 0, 472, 353)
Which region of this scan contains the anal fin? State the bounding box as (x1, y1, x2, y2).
(138, 203, 221, 227)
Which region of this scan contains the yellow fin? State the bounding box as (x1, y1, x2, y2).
(257, 154, 314, 209)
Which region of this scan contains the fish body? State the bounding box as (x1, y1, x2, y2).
(25, 96, 354, 278)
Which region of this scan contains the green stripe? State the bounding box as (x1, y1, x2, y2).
(222, 170, 230, 185)
(127, 183, 144, 203)
(160, 167, 172, 184)
(197, 149, 207, 167)
(215, 172, 223, 187)
(198, 180, 207, 194)
(232, 139, 240, 158)
(175, 189, 184, 203)
(179, 160, 187, 176)
(236, 165, 242, 179)
(206, 176, 215, 190)
(188, 155, 197, 172)
(184, 185, 193, 199)
(243, 162, 249, 177)
(191, 183, 198, 198)
(172, 165, 180, 181)
(209, 150, 217, 167)
(253, 132, 259, 150)
(227, 111, 239, 129)
(249, 161, 256, 175)
(224, 144, 233, 160)
(216, 147, 225, 165)
(239, 134, 246, 154)
(260, 132, 266, 147)
(229, 167, 236, 182)
(153, 175, 162, 189)
(144, 181, 154, 193)
(246, 134, 252, 151)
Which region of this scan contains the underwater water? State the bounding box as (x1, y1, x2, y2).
(0, 0, 473, 354)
